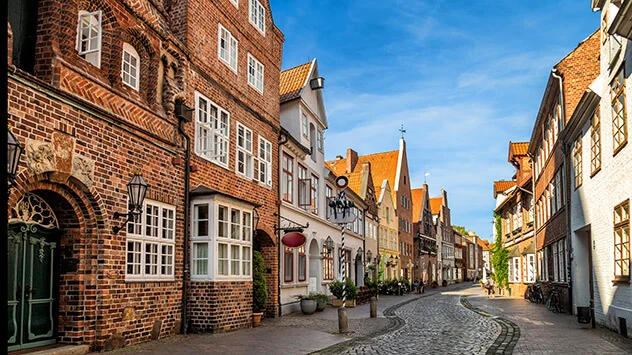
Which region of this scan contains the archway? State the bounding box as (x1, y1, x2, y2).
(308, 239, 320, 293)
(355, 253, 364, 286)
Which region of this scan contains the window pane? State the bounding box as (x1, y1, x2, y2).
(218, 243, 229, 275)
(218, 205, 229, 238)
(194, 243, 208, 276)
(242, 212, 252, 241)
(231, 245, 240, 276)
(231, 209, 240, 239)
(243, 247, 251, 276)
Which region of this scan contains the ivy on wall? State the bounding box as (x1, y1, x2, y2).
(491, 212, 509, 290)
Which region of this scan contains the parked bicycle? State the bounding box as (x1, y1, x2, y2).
(546, 286, 562, 313)
(525, 283, 544, 304)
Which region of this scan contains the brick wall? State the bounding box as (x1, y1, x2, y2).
(188, 281, 253, 332)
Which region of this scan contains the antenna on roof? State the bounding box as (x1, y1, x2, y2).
(399, 124, 406, 139)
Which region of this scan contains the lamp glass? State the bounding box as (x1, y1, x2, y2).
(8, 130, 23, 180)
(367, 250, 372, 262)
(128, 173, 148, 212)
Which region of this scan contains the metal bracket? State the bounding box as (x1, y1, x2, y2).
(274, 214, 309, 233)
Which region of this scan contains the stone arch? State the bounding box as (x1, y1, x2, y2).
(9, 172, 108, 348)
(308, 238, 320, 293)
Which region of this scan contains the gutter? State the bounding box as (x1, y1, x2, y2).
(552, 69, 573, 313)
(277, 131, 289, 316)
(177, 114, 191, 334)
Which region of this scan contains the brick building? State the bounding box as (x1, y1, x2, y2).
(412, 184, 438, 284)
(528, 29, 600, 313)
(493, 142, 535, 298)
(431, 191, 454, 284)
(7, 0, 283, 351)
(562, 0, 631, 336)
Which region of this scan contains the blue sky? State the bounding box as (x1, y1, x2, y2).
(269, 0, 599, 241)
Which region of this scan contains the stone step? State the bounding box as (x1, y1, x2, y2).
(10, 345, 90, 355)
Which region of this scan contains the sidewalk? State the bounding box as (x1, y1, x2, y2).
(462, 285, 632, 354)
(103, 282, 469, 354)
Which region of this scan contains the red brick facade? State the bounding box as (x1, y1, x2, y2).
(7, 0, 283, 351)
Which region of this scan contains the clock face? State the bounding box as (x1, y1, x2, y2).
(335, 176, 348, 189)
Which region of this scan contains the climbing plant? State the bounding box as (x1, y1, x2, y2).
(491, 212, 509, 290)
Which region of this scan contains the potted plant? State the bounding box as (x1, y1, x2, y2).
(252, 250, 267, 327)
(295, 294, 318, 315)
(329, 279, 358, 307)
(313, 293, 329, 311)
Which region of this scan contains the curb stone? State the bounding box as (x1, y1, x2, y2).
(460, 296, 520, 355)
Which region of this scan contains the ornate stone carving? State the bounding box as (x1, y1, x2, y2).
(72, 154, 95, 188)
(25, 139, 55, 175)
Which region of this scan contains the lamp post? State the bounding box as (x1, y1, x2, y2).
(7, 128, 24, 193)
(112, 173, 149, 234)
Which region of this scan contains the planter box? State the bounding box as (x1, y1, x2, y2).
(332, 299, 356, 308)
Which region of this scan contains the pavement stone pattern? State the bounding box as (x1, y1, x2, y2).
(463, 285, 632, 355)
(325, 289, 502, 354)
(461, 296, 520, 355)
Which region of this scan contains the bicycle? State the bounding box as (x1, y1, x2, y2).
(526, 283, 544, 304)
(546, 287, 562, 313)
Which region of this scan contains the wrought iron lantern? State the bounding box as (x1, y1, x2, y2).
(112, 173, 149, 234)
(366, 250, 373, 265)
(7, 128, 24, 191)
(324, 236, 335, 255)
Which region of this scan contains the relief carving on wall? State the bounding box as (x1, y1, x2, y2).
(72, 154, 95, 188)
(25, 139, 56, 175)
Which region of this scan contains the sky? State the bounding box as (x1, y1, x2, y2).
(269, 0, 599, 241)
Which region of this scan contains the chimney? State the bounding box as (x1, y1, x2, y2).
(346, 148, 358, 174)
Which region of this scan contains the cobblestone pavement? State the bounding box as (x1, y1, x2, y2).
(316, 287, 502, 354)
(463, 285, 632, 355)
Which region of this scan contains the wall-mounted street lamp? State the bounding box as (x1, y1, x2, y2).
(112, 173, 149, 234)
(322, 235, 335, 256)
(366, 250, 373, 266)
(7, 128, 24, 192)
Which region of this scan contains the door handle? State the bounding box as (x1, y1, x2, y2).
(24, 285, 36, 299)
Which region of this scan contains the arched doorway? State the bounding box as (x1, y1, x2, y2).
(8, 192, 61, 351)
(355, 253, 364, 286)
(308, 239, 320, 293)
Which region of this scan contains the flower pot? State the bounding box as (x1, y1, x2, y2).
(300, 299, 317, 315)
(316, 298, 326, 311)
(252, 312, 264, 327)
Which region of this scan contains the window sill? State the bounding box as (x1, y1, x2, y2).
(613, 140, 628, 157)
(590, 167, 601, 178)
(281, 282, 309, 289)
(612, 276, 630, 284)
(125, 277, 176, 283)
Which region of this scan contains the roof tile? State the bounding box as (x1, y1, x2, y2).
(430, 197, 442, 215)
(279, 62, 312, 103)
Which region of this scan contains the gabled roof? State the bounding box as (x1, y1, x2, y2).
(411, 188, 425, 223)
(493, 180, 516, 198)
(279, 62, 312, 103)
(326, 157, 364, 197)
(508, 142, 529, 162)
(358, 151, 399, 198)
(477, 238, 490, 251)
(430, 197, 442, 215)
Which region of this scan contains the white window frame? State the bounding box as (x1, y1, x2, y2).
(247, 53, 264, 93)
(235, 122, 254, 179)
(76, 10, 102, 67)
(249, 0, 266, 34)
(317, 129, 323, 151)
(195, 91, 230, 168)
(126, 199, 176, 281)
(218, 24, 238, 72)
(121, 43, 140, 90)
(301, 113, 308, 137)
(257, 137, 272, 186)
(191, 197, 253, 281)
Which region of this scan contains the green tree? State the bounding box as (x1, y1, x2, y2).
(490, 212, 509, 290)
(453, 225, 468, 236)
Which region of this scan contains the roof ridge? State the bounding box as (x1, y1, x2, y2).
(359, 149, 398, 158)
(281, 61, 312, 73)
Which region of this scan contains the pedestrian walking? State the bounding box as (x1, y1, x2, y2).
(419, 279, 425, 294)
(413, 279, 419, 294)
(485, 279, 495, 298)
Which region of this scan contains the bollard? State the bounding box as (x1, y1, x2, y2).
(338, 306, 349, 333)
(370, 297, 377, 318)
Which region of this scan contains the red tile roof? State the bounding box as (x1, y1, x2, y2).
(508, 141, 529, 162)
(356, 151, 399, 199)
(411, 188, 425, 223)
(494, 180, 515, 196)
(325, 157, 364, 196)
(279, 62, 312, 103)
(430, 197, 442, 215)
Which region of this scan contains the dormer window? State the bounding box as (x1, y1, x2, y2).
(122, 43, 140, 90)
(77, 10, 102, 67)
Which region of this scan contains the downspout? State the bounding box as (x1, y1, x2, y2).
(277, 132, 288, 317)
(552, 69, 573, 313)
(527, 152, 537, 282)
(177, 114, 191, 334)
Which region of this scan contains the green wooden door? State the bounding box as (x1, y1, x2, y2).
(8, 192, 60, 352)
(7, 224, 59, 351)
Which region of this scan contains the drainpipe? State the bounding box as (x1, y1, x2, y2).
(552, 69, 573, 313)
(177, 114, 191, 334)
(277, 132, 288, 317)
(527, 152, 537, 281)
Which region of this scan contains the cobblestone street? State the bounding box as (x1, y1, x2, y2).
(100, 283, 632, 355)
